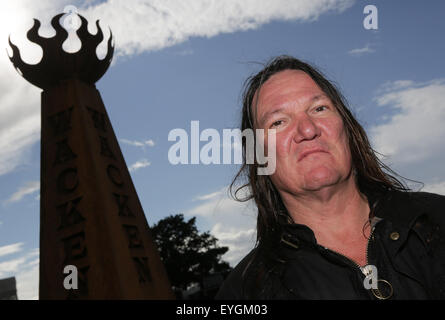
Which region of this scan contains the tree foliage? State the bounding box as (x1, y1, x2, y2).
(151, 214, 232, 292)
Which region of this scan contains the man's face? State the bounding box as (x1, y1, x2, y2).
(254, 69, 353, 196)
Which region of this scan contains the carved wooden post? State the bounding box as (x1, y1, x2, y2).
(8, 13, 174, 299)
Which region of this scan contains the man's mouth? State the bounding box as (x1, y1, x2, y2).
(298, 148, 328, 161)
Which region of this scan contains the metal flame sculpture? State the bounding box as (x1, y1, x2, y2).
(8, 13, 114, 89)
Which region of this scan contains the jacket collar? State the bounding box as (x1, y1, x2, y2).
(373, 190, 428, 229)
(278, 190, 428, 250)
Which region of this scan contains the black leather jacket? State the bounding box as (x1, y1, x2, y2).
(216, 191, 445, 300)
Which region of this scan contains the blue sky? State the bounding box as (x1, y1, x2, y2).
(0, 0, 444, 299)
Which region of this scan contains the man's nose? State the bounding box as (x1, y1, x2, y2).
(294, 116, 320, 143)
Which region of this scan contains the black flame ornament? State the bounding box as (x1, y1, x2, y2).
(8, 13, 114, 89)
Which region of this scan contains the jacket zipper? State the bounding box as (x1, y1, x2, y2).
(320, 224, 374, 274)
(319, 224, 393, 299)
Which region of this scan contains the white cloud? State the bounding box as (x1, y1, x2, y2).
(0, 247, 39, 299)
(0, 242, 24, 258)
(187, 188, 242, 217)
(5, 181, 40, 204)
(0, 83, 41, 176)
(0, 257, 27, 277)
(186, 186, 257, 266)
(128, 158, 151, 172)
(16, 263, 39, 300)
(211, 223, 256, 265)
(422, 181, 445, 196)
(370, 79, 445, 165)
(0, 1, 74, 177)
(120, 138, 155, 149)
(15, 248, 39, 300)
(348, 43, 375, 56)
(369, 79, 445, 196)
(378, 80, 415, 92)
(80, 0, 355, 57)
(194, 190, 223, 201)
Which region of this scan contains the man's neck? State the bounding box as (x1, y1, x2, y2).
(281, 177, 371, 248)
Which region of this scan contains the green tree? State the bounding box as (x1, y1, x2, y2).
(151, 214, 232, 295)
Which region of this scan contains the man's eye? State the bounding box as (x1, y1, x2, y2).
(270, 120, 283, 128)
(315, 105, 328, 112)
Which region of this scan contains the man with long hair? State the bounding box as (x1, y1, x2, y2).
(216, 56, 445, 299)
